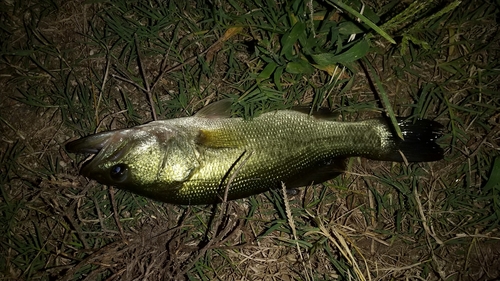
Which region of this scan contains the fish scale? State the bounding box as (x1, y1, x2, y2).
(66, 101, 444, 205)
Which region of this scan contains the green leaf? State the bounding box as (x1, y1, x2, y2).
(334, 39, 370, 63)
(273, 66, 284, 91)
(483, 157, 500, 193)
(326, 0, 395, 44)
(280, 22, 306, 59)
(311, 39, 370, 65)
(363, 57, 403, 139)
(9, 50, 35, 56)
(338, 21, 364, 35)
(311, 53, 337, 66)
(285, 60, 314, 74)
(257, 62, 277, 83)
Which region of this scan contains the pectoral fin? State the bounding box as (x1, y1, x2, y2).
(196, 129, 244, 148)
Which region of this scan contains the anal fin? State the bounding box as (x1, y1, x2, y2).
(283, 157, 346, 188)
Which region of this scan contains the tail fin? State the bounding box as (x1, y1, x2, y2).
(381, 118, 444, 162)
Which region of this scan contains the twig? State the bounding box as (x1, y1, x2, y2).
(60, 183, 94, 250)
(110, 74, 147, 93)
(60, 240, 124, 281)
(134, 34, 156, 121)
(150, 38, 174, 91)
(223, 150, 253, 203)
(109, 187, 126, 241)
(113, 35, 222, 121)
(95, 48, 111, 126)
(93, 197, 106, 232)
(413, 185, 443, 245)
(150, 36, 226, 90)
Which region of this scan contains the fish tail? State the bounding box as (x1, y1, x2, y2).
(376, 118, 445, 162)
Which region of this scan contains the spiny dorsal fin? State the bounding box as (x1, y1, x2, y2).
(194, 99, 233, 118)
(291, 106, 340, 120)
(195, 99, 340, 120)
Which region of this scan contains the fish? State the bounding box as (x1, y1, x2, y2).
(65, 100, 444, 205)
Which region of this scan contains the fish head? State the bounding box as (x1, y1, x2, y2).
(66, 124, 197, 195)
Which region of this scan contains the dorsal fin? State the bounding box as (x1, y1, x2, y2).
(194, 99, 233, 118)
(291, 106, 340, 120)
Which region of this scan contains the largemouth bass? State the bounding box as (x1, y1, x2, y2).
(66, 100, 444, 205)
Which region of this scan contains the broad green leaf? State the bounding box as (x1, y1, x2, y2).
(326, 0, 395, 44)
(333, 39, 370, 63)
(273, 66, 284, 91)
(257, 62, 277, 83)
(483, 157, 500, 192)
(311, 39, 370, 65)
(311, 53, 339, 66)
(280, 22, 306, 59)
(363, 57, 403, 139)
(285, 60, 314, 74)
(299, 35, 321, 55)
(9, 50, 35, 56)
(313, 64, 343, 77)
(288, 12, 299, 26)
(338, 21, 364, 35)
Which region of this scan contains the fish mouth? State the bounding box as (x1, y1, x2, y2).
(65, 130, 124, 178)
(66, 131, 118, 154)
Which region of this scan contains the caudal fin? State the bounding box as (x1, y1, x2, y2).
(381, 118, 445, 162)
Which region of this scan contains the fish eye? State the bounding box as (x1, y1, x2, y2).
(110, 164, 128, 182)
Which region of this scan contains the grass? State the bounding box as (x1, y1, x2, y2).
(1, 0, 499, 280)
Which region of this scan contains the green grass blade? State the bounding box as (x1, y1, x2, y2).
(326, 0, 396, 44)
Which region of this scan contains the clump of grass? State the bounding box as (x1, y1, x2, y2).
(1, 0, 499, 280)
